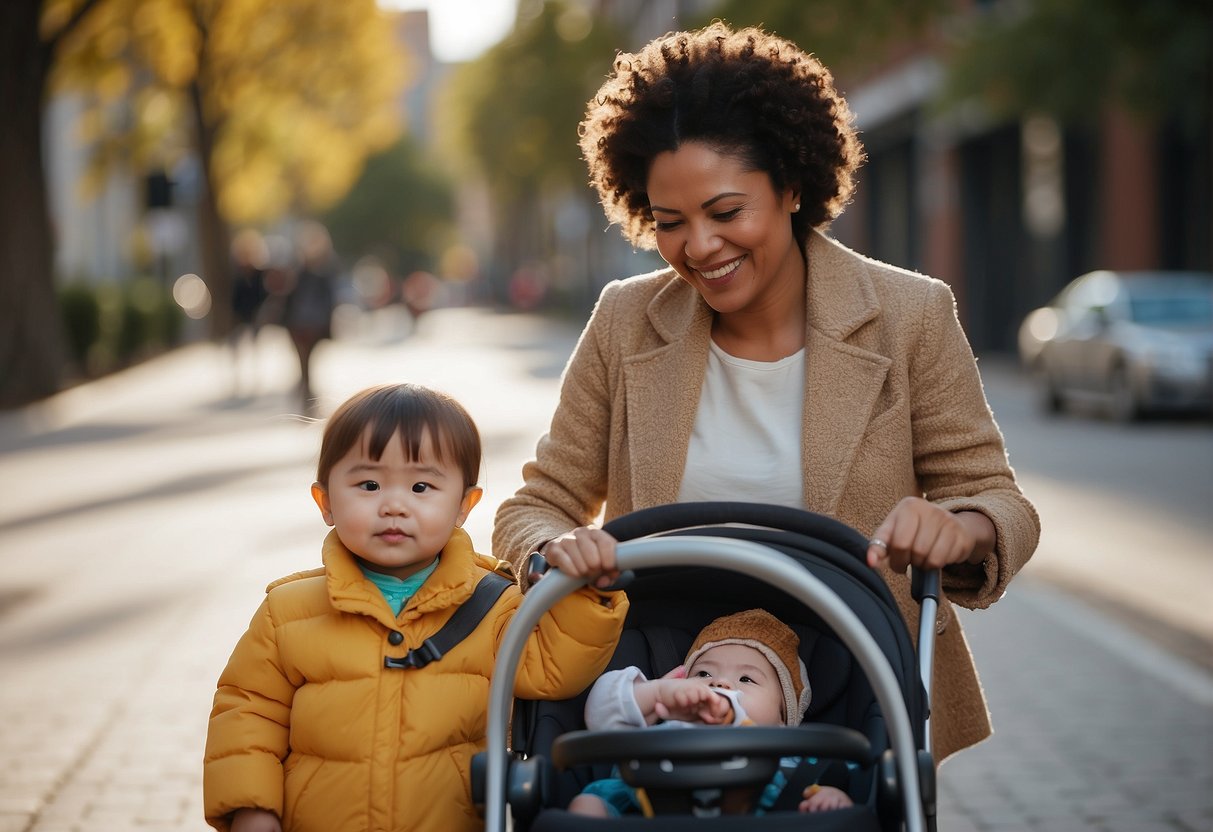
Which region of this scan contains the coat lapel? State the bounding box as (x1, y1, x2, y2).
(802, 232, 891, 515)
(624, 277, 713, 508)
(802, 332, 890, 514)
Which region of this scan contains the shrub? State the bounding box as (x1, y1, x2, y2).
(58, 278, 185, 377)
(59, 283, 102, 370)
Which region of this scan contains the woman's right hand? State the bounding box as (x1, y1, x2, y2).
(540, 526, 620, 589)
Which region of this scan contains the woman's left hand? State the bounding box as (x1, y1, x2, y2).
(866, 497, 995, 573)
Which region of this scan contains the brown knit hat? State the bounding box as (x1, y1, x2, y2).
(683, 609, 811, 726)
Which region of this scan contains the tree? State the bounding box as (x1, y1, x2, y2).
(942, 0, 1210, 134)
(695, 0, 951, 72)
(54, 0, 408, 328)
(0, 0, 102, 407)
(322, 135, 458, 277)
(699, 0, 1210, 133)
(0, 0, 408, 407)
(440, 0, 623, 283)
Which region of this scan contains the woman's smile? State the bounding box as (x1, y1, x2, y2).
(695, 255, 747, 281)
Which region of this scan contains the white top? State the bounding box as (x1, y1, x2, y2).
(677, 340, 805, 508)
(584, 666, 750, 730)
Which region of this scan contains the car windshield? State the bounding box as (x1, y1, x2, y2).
(1128, 292, 1213, 326)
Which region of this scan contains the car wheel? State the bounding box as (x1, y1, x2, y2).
(1036, 364, 1064, 414)
(1108, 364, 1140, 422)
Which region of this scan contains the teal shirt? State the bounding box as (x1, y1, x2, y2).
(360, 559, 439, 614)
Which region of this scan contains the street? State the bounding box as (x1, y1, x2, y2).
(0, 305, 1210, 832)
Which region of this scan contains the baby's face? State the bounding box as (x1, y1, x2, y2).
(687, 643, 784, 726)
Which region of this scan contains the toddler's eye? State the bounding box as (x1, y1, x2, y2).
(358, 481, 380, 492)
(694, 670, 711, 679)
(412, 482, 431, 493)
(739, 675, 755, 684)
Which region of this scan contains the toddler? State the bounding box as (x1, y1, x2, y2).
(204, 383, 627, 832)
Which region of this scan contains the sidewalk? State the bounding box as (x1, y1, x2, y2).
(1, 307, 1210, 832)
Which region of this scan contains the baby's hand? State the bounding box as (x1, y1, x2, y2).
(652, 678, 734, 724)
(230, 808, 282, 832)
(540, 526, 620, 589)
(799, 784, 853, 813)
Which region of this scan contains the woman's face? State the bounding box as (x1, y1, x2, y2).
(646, 142, 801, 317)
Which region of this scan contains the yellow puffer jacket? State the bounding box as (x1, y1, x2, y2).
(204, 528, 627, 832)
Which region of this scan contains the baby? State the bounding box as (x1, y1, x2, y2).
(569, 608, 853, 817)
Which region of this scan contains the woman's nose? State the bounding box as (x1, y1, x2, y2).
(684, 221, 720, 261)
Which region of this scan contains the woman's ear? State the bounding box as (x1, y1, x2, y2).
(456, 486, 483, 528)
(311, 482, 335, 526)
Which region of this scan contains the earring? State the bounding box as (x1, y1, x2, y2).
(793, 203, 800, 213)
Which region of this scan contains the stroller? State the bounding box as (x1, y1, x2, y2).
(479, 502, 940, 832)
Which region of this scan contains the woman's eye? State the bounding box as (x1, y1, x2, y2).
(412, 482, 430, 493)
(714, 208, 742, 221)
(654, 219, 681, 232)
(358, 481, 380, 492)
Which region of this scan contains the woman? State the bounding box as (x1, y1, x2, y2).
(492, 22, 1039, 762)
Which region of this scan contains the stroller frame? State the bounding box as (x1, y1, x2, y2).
(483, 534, 933, 832)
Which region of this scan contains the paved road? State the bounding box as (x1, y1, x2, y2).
(0, 305, 1209, 831)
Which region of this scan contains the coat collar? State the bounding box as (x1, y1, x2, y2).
(639, 231, 880, 341)
(624, 230, 890, 515)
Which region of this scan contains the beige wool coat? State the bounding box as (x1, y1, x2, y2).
(492, 230, 1040, 762)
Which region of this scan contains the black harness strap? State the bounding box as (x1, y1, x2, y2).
(383, 572, 512, 670)
(640, 625, 686, 677)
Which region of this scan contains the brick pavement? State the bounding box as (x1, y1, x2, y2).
(937, 580, 1213, 832)
(1, 308, 1210, 831)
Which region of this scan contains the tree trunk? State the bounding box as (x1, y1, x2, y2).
(188, 79, 233, 338)
(0, 1, 68, 407)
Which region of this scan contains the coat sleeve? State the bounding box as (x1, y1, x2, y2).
(203, 597, 295, 830)
(501, 585, 629, 700)
(909, 280, 1041, 609)
(492, 282, 621, 575)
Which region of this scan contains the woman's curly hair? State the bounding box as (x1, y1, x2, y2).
(579, 22, 865, 251)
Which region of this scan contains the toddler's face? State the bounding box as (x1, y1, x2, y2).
(687, 643, 784, 726)
(311, 427, 480, 579)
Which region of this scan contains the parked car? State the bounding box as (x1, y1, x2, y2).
(1017, 270, 1213, 420)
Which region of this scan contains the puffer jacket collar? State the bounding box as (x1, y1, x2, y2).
(307, 528, 513, 631)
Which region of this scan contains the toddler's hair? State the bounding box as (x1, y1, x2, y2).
(317, 383, 481, 489)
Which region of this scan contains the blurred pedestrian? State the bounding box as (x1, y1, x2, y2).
(228, 229, 269, 398)
(492, 22, 1040, 763)
(280, 222, 337, 414)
